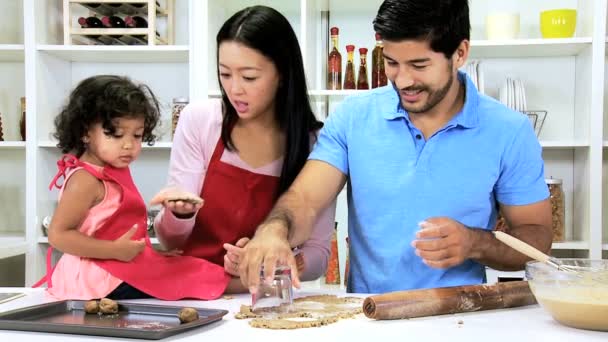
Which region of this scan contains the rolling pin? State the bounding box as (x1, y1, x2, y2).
(363, 280, 536, 320)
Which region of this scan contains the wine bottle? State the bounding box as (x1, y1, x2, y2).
(101, 16, 126, 28)
(77, 16, 103, 39)
(107, 3, 136, 15)
(123, 16, 161, 45)
(99, 16, 127, 45)
(80, 3, 114, 16)
(78, 16, 103, 29)
(127, 1, 162, 15)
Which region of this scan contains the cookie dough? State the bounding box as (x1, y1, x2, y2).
(84, 300, 99, 314)
(99, 298, 119, 315)
(178, 307, 199, 323)
(166, 195, 203, 205)
(235, 295, 363, 329)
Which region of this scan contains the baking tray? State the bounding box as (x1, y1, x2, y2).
(0, 300, 228, 340)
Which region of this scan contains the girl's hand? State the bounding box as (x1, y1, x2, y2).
(150, 187, 204, 217)
(112, 225, 146, 262)
(222, 237, 250, 277)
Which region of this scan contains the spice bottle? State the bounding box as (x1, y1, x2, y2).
(325, 222, 340, 285)
(171, 97, 188, 138)
(371, 33, 387, 88)
(327, 27, 342, 90)
(357, 47, 369, 90)
(546, 178, 565, 242)
(343, 45, 356, 90)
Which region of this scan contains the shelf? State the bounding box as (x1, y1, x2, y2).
(308, 90, 369, 96)
(38, 45, 188, 63)
(469, 38, 592, 58)
(0, 142, 26, 150)
(0, 45, 25, 62)
(208, 89, 369, 97)
(143, 142, 172, 149)
(551, 241, 589, 250)
(39, 140, 172, 149)
(540, 141, 589, 148)
(69, 0, 168, 16)
(38, 237, 159, 245)
(0, 236, 27, 259)
(603, 244, 608, 251)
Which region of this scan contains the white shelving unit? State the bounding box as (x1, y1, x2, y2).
(0, 0, 606, 287)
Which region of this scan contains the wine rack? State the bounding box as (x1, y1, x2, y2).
(63, 0, 175, 45)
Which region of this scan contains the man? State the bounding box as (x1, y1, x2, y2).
(239, 0, 553, 294)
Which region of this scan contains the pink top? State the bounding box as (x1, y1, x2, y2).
(48, 164, 123, 300)
(154, 99, 336, 281)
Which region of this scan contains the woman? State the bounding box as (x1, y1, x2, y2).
(152, 6, 335, 293)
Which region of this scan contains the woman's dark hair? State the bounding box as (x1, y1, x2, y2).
(53, 75, 161, 156)
(373, 0, 470, 59)
(217, 5, 323, 197)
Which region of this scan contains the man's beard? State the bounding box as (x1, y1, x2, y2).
(395, 62, 455, 114)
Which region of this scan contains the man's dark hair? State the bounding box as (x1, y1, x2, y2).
(373, 0, 470, 59)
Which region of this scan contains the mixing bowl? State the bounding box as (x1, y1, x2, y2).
(526, 259, 608, 331)
(540, 9, 577, 38)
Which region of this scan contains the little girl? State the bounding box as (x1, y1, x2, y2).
(40, 75, 230, 300)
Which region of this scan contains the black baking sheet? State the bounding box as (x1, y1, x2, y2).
(0, 300, 228, 339)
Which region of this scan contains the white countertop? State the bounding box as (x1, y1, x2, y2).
(0, 287, 605, 341)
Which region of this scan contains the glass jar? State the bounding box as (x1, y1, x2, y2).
(171, 97, 189, 138)
(546, 178, 565, 242)
(252, 266, 293, 314)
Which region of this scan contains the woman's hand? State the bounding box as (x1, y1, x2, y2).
(150, 187, 204, 217)
(223, 237, 250, 277)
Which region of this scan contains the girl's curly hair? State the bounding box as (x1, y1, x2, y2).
(53, 75, 161, 156)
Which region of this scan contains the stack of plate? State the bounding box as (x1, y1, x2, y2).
(464, 60, 485, 94)
(498, 78, 527, 112)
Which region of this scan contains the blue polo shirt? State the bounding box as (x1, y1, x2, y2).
(309, 71, 548, 293)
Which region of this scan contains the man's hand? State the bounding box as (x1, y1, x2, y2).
(112, 225, 146, 262)
(238, 222, 300, 293)
(411, 217, 479, 269)
(223, 237, 250, 277)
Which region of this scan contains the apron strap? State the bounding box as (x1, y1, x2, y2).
(31, 247, 55, 288)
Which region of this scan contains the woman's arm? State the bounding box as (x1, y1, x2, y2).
(153, 103, 212, 249)
(297, 198, 337, 281)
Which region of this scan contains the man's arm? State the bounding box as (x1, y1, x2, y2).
(414, 199, 553, 271)
(471, 199, 553, 270)
(265, 161, 346, 247)
(239, 160, 346, 291)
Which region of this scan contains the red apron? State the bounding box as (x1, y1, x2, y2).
(183, 136, 279, 265)
(37, 155, 230, 300)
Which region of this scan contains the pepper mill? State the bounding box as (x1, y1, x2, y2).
(19, 97, 26, 141)
(0, 112, 4, 141)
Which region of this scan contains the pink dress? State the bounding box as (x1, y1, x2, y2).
(47, 164, 123, 300)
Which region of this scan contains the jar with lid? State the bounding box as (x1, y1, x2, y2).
(171, 97, 189, 138)
(546, 178, 565, 242)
